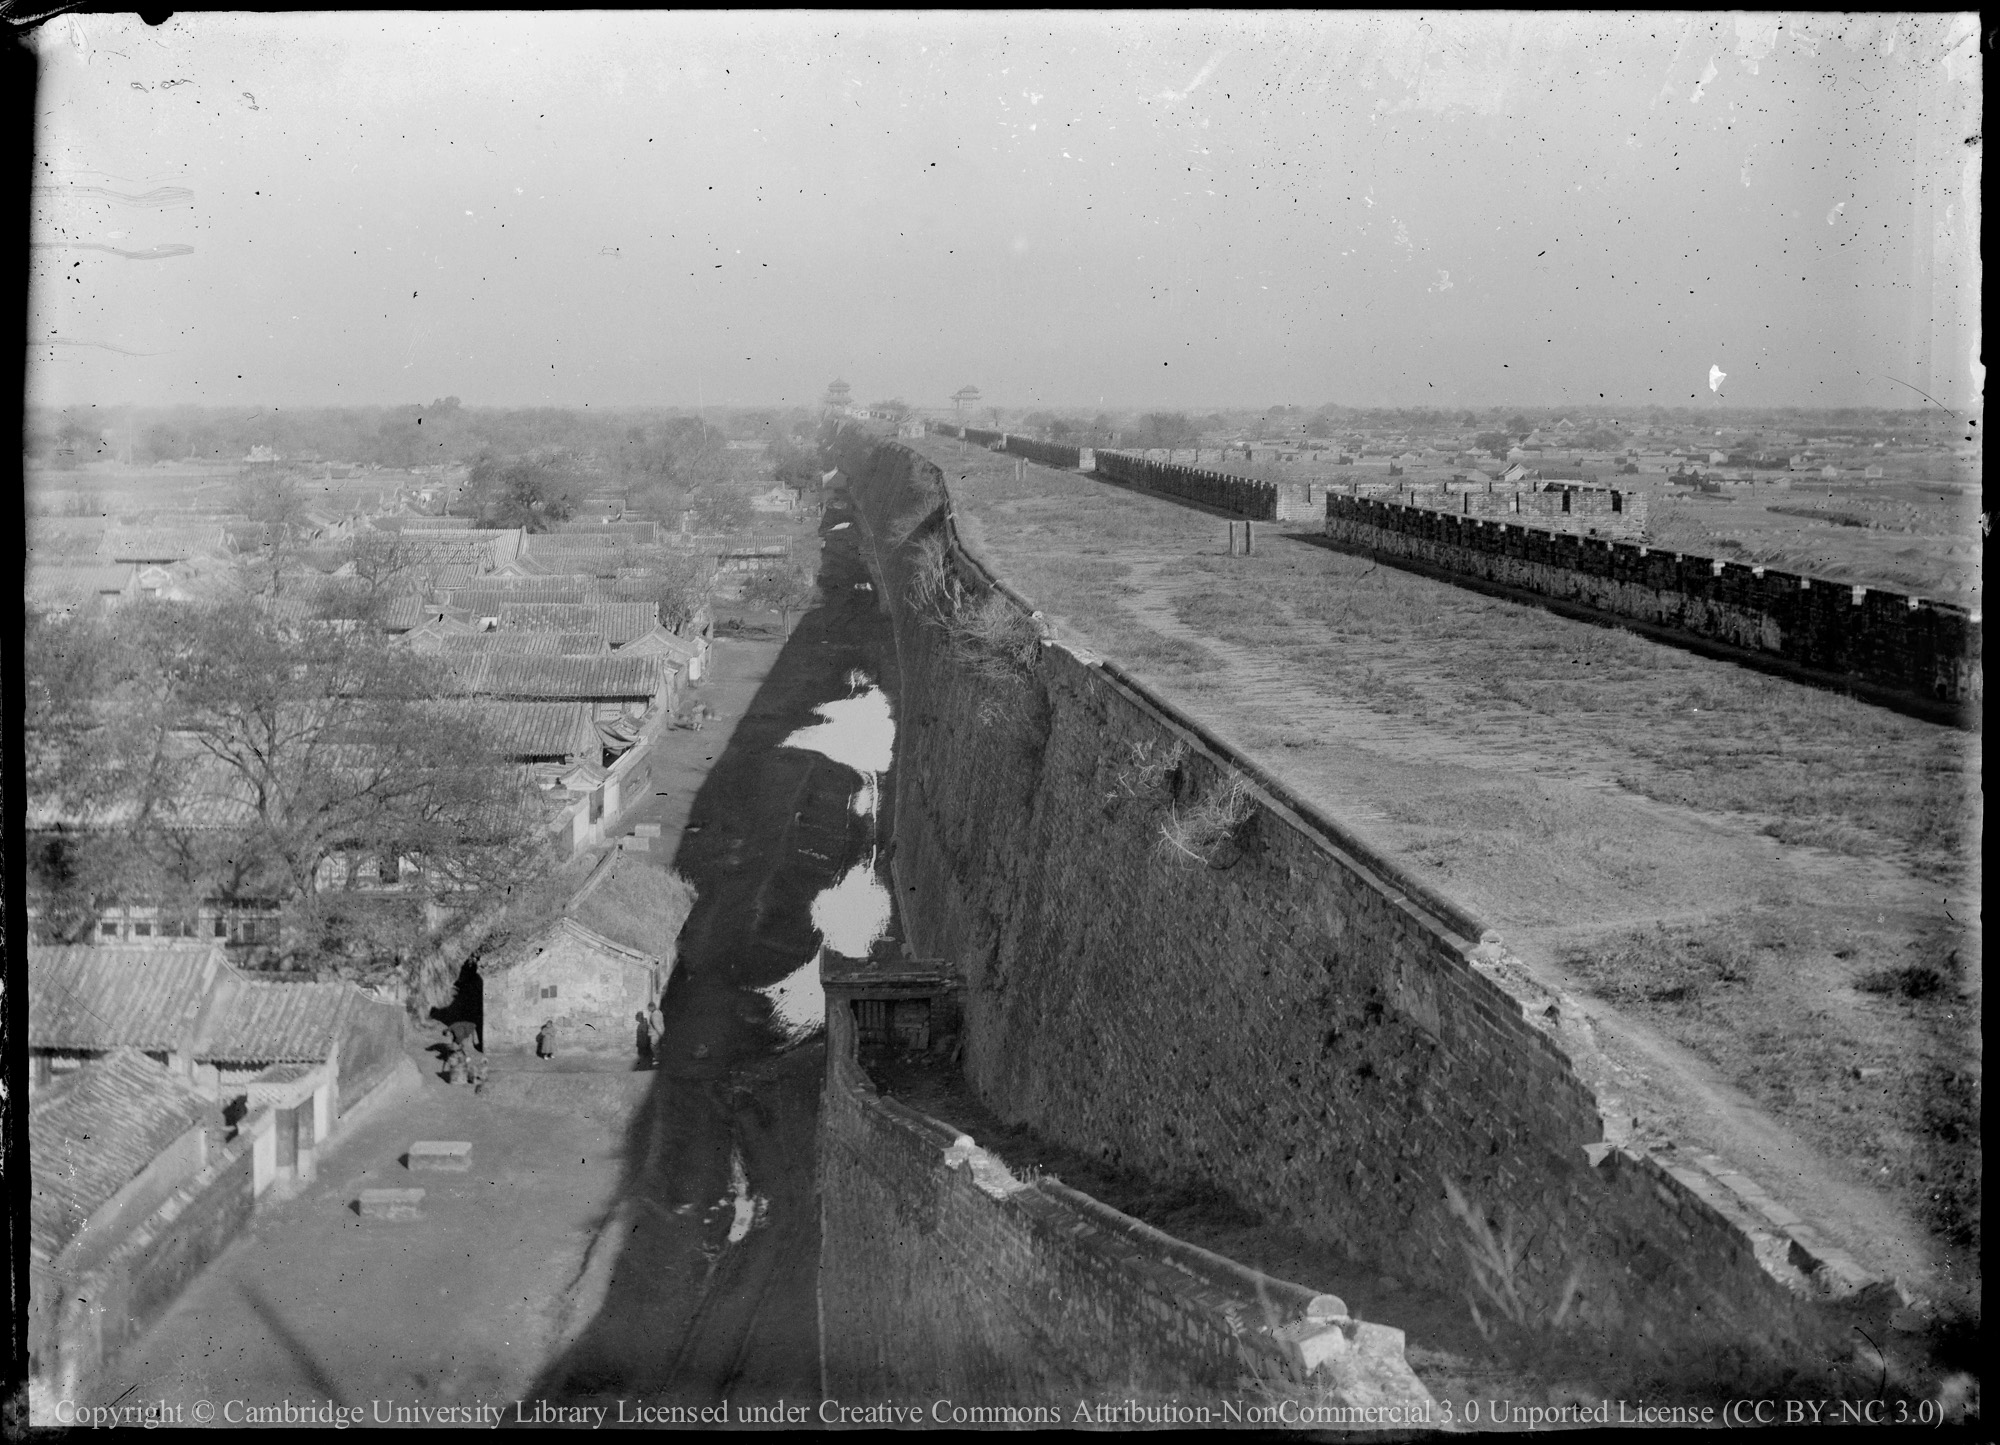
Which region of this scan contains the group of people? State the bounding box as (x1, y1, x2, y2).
(442, 1000, 668, 1081)
(441, 1019, 489, 1092)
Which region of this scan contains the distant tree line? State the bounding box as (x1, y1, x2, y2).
(22, 401, 823, 474)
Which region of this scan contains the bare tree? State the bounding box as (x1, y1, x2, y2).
(741, 560, 818, 633)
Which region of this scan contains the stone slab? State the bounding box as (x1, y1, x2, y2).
(359, 1188, 426, 1219)
(408, 1140, 473, 1172)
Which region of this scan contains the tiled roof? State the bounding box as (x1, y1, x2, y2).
(380, 595, 428, 631)
(372, 515, 476, 531)
(508, 548, 630, 578)
(524, 530, 628, 551)
(27, 563, 135, 596)
(448, 585, 596, 609)
(446, 654, 669, 700)
(419, 631, 608, 656)
(620, 626, 701, 665)
(31, 1048, 218, 1260)
(28, 943, 230, 1052)
(494, 602, 659, 645)
(552, 520, 657, 543)
(103, 526, 225, 562)
(200, 979, 359, 1064)
(454, 700, 598, 759)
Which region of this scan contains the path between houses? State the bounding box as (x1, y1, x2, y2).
(89, 586, 895, 1416)
(521, 482, 899, 1411)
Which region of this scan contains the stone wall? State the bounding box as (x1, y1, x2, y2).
(1092, 449, 1278, 519)
(836, 427, 1867, 1388)
(819, 1002, 1434, 1414)
(1324, 496, 1979, 711)
(1000, 435, 1085, 471)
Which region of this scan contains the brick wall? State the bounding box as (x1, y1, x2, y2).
(1000, 435, 1085, 471)
(820, 1003, 1432, 1411)
(1324, 497, 1979, 709)
(835, 427, 1861, 1386)
(1093, 450, 1279, 519)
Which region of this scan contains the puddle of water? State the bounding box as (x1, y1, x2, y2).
(758, 954, 827, 1046)
(811, 855, 893, 958)
(780, 683, 894, 776)
(851, 776, 879, 818)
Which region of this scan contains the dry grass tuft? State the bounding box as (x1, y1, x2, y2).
(1106, 737, 1187, 803)
(1441, 1175, 1583, 1344)
(1157, 771, 1255, 866)
(945, 591, 1044, 684)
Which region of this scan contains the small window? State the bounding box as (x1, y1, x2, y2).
(130, 921, 153, 938)
(99, 920, 122, 941)
(214, 917, 229, 938)
(540, 985, 559, 999)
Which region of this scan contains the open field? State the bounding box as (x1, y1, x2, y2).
(1138, 450, 1981, 604)
(913, 436, 1981, 1317)
(1638, 477, 1982, 607)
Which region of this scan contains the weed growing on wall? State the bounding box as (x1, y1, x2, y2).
(907, 529, 955, 625)
(1105, 737, 1187, 804)
(1441, 1175, 1583, 1346)
(1157, 771, 1255, 867)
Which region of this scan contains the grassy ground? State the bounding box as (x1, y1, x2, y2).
(917, 438, 1982, 1318)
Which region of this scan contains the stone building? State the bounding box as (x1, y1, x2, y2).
(481, 917, 665, 1057)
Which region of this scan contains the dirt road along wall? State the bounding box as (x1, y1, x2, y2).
(834, 427, 1871, 1391)
(1325, 496, 1979, 714)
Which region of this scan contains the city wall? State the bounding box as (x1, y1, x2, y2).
(819, 1003, 1431, 1411)
(1324, 496, 1979, 713)
(834, 425, 1873, 1390)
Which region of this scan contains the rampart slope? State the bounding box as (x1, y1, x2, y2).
(833, 425, 1923, 1399)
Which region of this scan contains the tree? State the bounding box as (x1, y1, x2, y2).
(231, 469, 314, 597)
(626, 546, 717, 632)
(461, 452, 579, 531)
(770, 440, 823, 490)
(156, 599, 535, 974)
(27, 598, 539, 978)
(1136, 412, 1201, 449)
(1475, 431, 1514, 456)
(741, 561, 817, 633)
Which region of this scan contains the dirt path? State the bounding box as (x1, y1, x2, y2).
(525, 484, 900, 1412)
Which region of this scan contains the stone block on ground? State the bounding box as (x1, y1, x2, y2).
(632, 823, 662, 838)
(408, 1140, 473, 1172)
(359, 1188, 426, 1219)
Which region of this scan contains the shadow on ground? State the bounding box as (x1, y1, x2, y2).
(522, 485, 902, 1410)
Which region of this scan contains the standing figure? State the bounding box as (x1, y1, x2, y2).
(536, 1021, 556, 1060)
(635, 1010, 655, 1067)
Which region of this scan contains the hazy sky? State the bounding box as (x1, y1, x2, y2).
(27, 11, 1981, 413)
